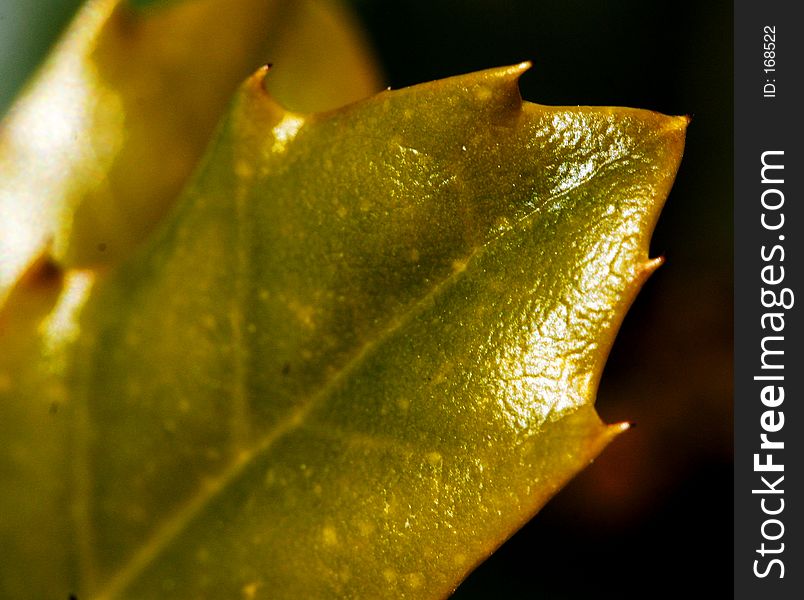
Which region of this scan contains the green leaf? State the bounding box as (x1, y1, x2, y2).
(0, 64, 686, 598)
(0, 0, 381, 305)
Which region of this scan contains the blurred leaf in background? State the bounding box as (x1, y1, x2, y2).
(0, 0, 381, 306)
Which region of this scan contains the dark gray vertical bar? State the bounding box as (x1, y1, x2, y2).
(735, 1, 803, 597)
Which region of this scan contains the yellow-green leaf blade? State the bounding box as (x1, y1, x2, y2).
(1, 65, 686, 598)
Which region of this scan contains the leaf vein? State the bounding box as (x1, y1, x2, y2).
(97, 135, 627, 597)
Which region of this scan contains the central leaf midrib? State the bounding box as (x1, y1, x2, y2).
(95, 136, 630, 599)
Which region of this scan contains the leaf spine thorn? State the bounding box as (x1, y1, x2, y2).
(244, 64, 273, 96)
(637, 256, 664, 279)
(612, 421, 633, 434)
(494, 61, 532, 85)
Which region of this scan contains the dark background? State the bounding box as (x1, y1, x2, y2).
(0, 0, 733, 597)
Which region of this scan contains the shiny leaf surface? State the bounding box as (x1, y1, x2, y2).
(0, 0, 381, 304)
(0, 65, 686, 598)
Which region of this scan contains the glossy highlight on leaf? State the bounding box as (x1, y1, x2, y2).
(0, 59, 686, 599)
